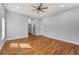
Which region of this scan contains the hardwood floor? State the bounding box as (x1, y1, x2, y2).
(0, 35, 79, 55)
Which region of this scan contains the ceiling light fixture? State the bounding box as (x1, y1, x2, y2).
(28, 18, 32, 23)
(17, 6, 20, 8)
(60, 5, 64, 8)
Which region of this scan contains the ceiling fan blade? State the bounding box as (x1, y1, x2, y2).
(41, 10, 45, 13)
(31, 9, 37, 11)
(31, 5, 37, 8)
(39, 3, 43, 7)
(41, 7, 48, 9)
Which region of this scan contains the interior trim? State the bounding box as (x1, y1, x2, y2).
(2, 17, 5, 40)
(6, 35, 28, 40)
(0, 35, 28, 50)
(0, 40, 6, 50)
(43, 34, 79, 45)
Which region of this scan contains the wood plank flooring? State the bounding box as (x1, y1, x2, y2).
(0, 35, 79, 55)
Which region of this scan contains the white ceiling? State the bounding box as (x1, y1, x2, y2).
(4, 3, 79, 18)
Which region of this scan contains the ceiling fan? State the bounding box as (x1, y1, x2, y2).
(31, 3, 48, 14)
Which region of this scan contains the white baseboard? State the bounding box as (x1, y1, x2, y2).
(0, 40, 6, 50)
(0, 35, 28, 50)
(6, 35, 28, 41)
(43, 34, 79, 45)
(35, 33, 41, 35)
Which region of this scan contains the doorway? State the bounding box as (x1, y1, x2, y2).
(28, 18, 36, 36)
(28, 24, 35, 35)
(28, 18, 40, 36)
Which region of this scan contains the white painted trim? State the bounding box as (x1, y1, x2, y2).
(6, 35, 28, 41)
(34, 33, 41, 35)
(0, 40, 6, 50)
(43, 34, 79, 45)
(0, 17, 6, 50)
(2, 17, 5, 40)
(0, 35, 28, 50)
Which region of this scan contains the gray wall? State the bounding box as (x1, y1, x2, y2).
(40, 6, 79, 43)
(5, 11, 28, 39)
